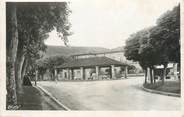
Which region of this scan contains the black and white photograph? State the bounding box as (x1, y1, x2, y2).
(1, 0, 182, 114)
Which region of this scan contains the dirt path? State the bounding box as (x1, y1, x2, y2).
(18, 86, 66, 110)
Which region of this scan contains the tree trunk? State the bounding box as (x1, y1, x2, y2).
(54, 69, 58, 83)
(15, 53, 25, 105)
(144, 69, 147, 84)
(41, 74, 44, 81)
(162, 64, 167, 84)
(150, 68, 153, 84)
(147, 67, 151, 84)
(173, 63, 178, 80)
(35, 70, 38, 86)
(152, 68, 156, 83)
(21, 58, 28, 80)
(6, 3, 18, 106)
(15, 53, 25, 94)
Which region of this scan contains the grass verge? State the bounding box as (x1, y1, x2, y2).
(143, 81, 180, 94)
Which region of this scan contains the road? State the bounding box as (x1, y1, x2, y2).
(38, 77, 180, 110)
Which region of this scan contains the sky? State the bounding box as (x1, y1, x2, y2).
(45, 0, 180, 49)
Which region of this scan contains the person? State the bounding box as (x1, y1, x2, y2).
(23, 75, 32, 86)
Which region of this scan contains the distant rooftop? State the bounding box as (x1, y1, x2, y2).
(56, 56, 128, 69)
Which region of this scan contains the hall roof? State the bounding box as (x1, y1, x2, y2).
(56, 56, 128, 69)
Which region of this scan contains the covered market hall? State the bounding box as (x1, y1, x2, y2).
(54, 56, 129, 81)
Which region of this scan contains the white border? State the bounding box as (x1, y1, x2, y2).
(0, 0, 183, 117)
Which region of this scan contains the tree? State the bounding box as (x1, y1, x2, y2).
(149, 4, 180, 83)
(156, 5, 180, 64)
(6, 2, 71, 108)
(14, 2, 71, 90)
(124, 28, 156, 84)
(6, 2, 19, 106)
(138, 28, 155, 84)
(124, 4, 180, 84)
(124, 33, 141, 62)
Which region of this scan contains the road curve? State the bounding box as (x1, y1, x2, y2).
(38, 77, 181, 110)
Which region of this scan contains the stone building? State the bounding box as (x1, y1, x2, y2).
(154, 63, 180, 81)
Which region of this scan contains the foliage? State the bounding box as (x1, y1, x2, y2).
(124, 27, 155, 69)
(124, 33, 140, 62)
(124, 4, 180, 69)
(151, 5, 180, 64)
(17, 2, 71, 78)
(16, 2, 71, 58)
(36, 55, 71, 77)
(37, 55, 69, 68)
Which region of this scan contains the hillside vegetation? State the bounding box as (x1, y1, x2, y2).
(43, 45, 110, 57)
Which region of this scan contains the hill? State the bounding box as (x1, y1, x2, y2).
(110, 46, 124, 52)
(43, 45, 110, 58)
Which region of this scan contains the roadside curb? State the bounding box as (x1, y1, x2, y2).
(142, 86, 180, 97)
(35, 85, 71, 110)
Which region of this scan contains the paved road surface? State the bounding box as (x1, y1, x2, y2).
(38, 77, 180, 110)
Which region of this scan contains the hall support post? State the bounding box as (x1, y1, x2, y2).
(62, 69, 65, 80)
(124, 66, 128, 79)
(71, 69, 74, 80)
(111, 65, 115, 79)
(109, 66, 112, 79)
(95, 66, 99, 80)
(80, 67, 84, 80)
(66, 68, 69, 80)
(85, 69, 88, 80)
(83, 68, 86, 80)
(54, 69, 58, 82)
(70, 69, 72, 80)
